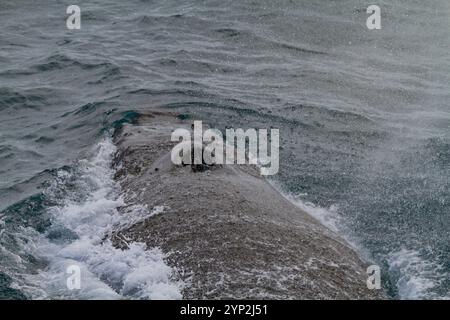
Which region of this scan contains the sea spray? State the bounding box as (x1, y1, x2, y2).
(7, 139, 183, 299)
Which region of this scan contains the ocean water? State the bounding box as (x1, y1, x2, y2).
(0, 0, 449, 299)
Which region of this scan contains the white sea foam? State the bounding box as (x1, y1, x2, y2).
(387, 249, 445, 300)
(269, 181, 449, 299)
(268, 181, 340, 233)
(287, 196, 340, 233)
(18, 139, 182, 299)
(118, 205, 167, 230)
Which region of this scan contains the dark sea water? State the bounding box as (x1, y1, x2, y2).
(0, 0, 449, 299)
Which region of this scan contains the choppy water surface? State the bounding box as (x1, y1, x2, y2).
(0, 0, 449, 299)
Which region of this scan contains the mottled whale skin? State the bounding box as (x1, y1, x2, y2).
(111, 110, 384, 300)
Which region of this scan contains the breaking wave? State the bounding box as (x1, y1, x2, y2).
(1, 139, 182, 299)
